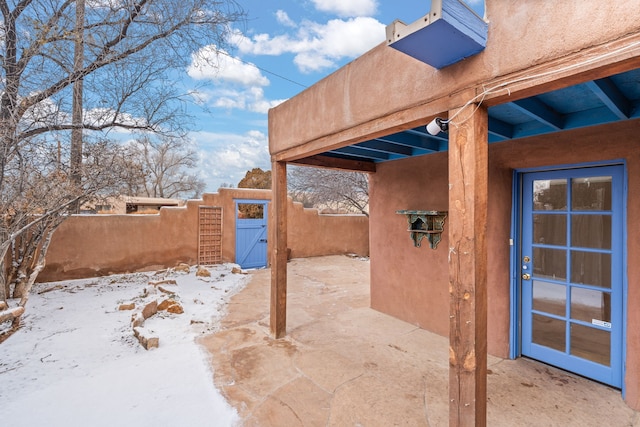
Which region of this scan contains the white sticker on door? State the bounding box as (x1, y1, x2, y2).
(592, 319, 612, 329)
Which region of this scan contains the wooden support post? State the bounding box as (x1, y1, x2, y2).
(447, 105, 489, 427)
(270, 160, 288, 338)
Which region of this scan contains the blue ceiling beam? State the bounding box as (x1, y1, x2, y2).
(585, 78, 631, 120)
(356, 140, 414, 157)
(330, 146, 389, 161)
(322, 152, 380, 164)
(511, 98, 564, 130)
(376, 131, 442, 152)
(488, 116, 513, 140)
(406, 127, 449, 142)
(563, 106, 621, 130)
(631, 101, 640, 118)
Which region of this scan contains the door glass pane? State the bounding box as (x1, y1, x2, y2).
(533, 179, 567, 211)
(571, 287, 611, 325)
(533, 247, 566, 280)
(571, 177, 612, 210)
(570, 323, 610, 366)
(571, 251, 611, 288)
(532, 314, 565, 352)
(571, 215, 611, 249)
(533, 214, 566, 245)
(533, 281, 566, 317)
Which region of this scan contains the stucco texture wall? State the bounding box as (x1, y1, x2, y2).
(39, 188, 369, 282)
(369, 118, 640, 407)
(41, 205, 198, 281)
(287, 202, 369, 259)
(269, 0, 640, 157)
(265, 0, 640, 412)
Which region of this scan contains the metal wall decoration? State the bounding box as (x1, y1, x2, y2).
(396, 210, 448, 249)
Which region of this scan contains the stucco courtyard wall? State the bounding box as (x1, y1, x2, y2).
(369, 118, 640, 407)
(39, 188, 369, 282)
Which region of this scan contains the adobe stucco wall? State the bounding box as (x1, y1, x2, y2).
(269, 0, 640, 157)
(287, 202, 369, 259)
(369, 118, 640, 407)
(39, 188, 369, 283)
(40, 204, 198, 281)
(265, 0, 640, 412)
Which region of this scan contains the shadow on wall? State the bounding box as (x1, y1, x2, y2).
(38, 188, 369, 282)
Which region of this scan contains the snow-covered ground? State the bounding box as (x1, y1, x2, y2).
(0, 264, 250, 427)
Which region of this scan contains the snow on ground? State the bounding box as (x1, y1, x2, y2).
(0, 264, 250, 427)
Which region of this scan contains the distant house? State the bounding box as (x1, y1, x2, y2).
(267, 0, 640, 423)
(82, 196, 183, 214)
(123, 197, 183, 214)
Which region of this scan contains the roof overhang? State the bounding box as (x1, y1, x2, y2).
(300, 67, 640, 170)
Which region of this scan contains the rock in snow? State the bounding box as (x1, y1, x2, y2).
(196, 266, 211, 278)
(133, 326, 159, 350)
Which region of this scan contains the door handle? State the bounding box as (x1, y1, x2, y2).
(259, 239, 267, 243)
(522, 273, 531, 280)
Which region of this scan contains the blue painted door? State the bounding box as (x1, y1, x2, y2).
(235, 200, 268, 269)
(521, 165, 624, 387)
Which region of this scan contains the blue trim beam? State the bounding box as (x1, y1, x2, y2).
(586, 78, 631, 120)
(376, 132, 442, 153)
(511, 98, 564, 130)
(330, 146, 390, 161)
(488, 116, 513, 140)
(356, 140, 414, 157)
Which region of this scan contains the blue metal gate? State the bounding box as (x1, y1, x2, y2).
(235, 200, 268, 269)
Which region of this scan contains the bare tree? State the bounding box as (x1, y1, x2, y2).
(122, 135, 206, 199)
(288, 166, 370, 216)
(0, 0, 244, 329)
(1, 136, 127, 317)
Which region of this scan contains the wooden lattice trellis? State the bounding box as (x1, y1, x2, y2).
(198, 206, 222, 265)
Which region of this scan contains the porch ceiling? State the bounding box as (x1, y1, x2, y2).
(321, 68, 640, 165)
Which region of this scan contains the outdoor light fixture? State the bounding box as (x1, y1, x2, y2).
(426, 117, 449, 135)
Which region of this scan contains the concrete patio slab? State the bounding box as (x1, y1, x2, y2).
(200, 255, 640, 426)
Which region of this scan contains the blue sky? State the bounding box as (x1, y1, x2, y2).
(182, 0, 485, 191)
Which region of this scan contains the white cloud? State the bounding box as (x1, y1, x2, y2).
(187, 46, 285, 114)
(311, 0, 378, 17)
(232, 31, 288, 56)
(84, 107, 146, 128)
(187, 46, 269, 87)
(213, 93, 246, 111)
(275, 10, 296, 28)
(233, 17, 385, 73)
(195, 86, 285, 114)
(194, 130, 271, 190)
